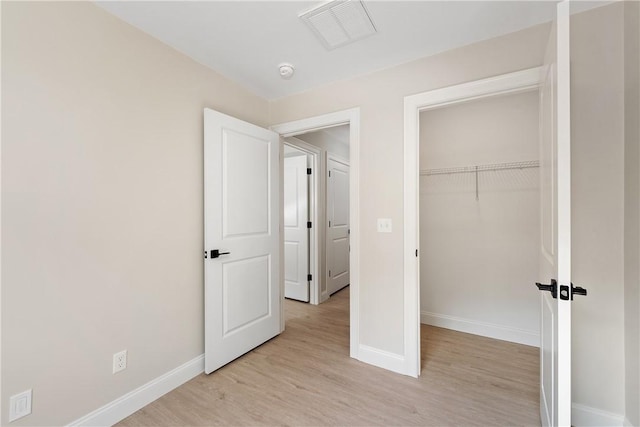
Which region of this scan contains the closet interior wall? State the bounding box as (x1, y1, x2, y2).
(419, 90, 541, 346)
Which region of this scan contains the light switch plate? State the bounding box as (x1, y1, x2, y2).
(9, 389, 32, 422)
(377, 218, 392, 233)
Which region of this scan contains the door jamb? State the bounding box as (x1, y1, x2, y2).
(403, 68, 542, 377)
(283, 138, 322, 305)
(271, 108, 360, 359)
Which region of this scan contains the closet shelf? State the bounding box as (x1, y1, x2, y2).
(420, 160, 540, 201)
(420, 160, 539, 176)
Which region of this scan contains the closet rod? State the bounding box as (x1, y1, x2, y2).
(420, 160, 539, 176)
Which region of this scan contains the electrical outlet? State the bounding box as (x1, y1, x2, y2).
(9, 389, 32, 422)
(113, 350, 127, 374)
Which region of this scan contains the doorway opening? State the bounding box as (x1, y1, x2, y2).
(272, 108, 360, 359)
(418, 90, 541, 348)
(403, 68, 543, 377)
(283, 125, 351, 306)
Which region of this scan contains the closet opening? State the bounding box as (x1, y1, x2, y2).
(419, 90, 541, 347)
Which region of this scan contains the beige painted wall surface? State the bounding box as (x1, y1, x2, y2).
(624, 1, 640, 425)
(1, 2, 268, 425)
(419, 91, 540, 340)
(570, 3, 626, 416)
(270, 23, 550, 356)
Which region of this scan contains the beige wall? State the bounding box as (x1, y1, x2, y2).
(419, 91, 540, 343)
(296, 127, 350, 161)
(624, 1, 640, 425)
(1, 2, 268, 425)
(571, 3, 626, 416)
(270, 23, 550, 356)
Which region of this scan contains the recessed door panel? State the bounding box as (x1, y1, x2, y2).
(223, 256, 271, 335)
(222, 128, 270, 238)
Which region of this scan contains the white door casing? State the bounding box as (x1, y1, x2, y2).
(284, 153, 310, 302)
(538, 2, 572, 426)
(204, 108, 281, 374)
(404, 68, 542, 378)
(326, 155, 350, 296)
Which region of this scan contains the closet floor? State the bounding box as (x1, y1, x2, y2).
(117, 287, 540, 426)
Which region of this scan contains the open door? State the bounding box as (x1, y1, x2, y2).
(203, 108, 281, 374)
(536, 2, 586, 425)
(284, 153, 310, 302)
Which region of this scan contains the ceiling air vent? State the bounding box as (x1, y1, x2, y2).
(300, 0, 377, 51)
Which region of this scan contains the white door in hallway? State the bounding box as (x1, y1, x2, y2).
(537, 3, 585, 426)
(284, 153, 310, 302)
(203, 108, 281, 374)
(326, 156, 350, 296)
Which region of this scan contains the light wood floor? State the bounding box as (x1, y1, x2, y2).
(118, 288, 540, 426)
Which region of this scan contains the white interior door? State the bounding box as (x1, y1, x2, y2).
(284, 153, 310, 302)
(326, 156, 350, 295)
(204, 108, 280, 374)
(537, 2, 585, 425)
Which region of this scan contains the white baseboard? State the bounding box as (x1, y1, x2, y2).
(572, 403, 626, 427)
(421, 311, 539, 347)
(357, 344, 408, 375)
(68, 354, 204, 427)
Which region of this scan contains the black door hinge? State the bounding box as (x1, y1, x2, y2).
(307, 168, 312, 175)
(307, 274, 312, 281)
(416, 249, 419, 257)
(329, 170, 331, 177)
(307, 221, 312, 228)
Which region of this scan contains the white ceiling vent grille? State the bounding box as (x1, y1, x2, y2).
(300, 0, 377, 50)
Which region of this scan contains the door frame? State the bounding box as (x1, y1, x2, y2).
(271, 108, 360, 359)
(283, 139, 321, 305)
(403, 68, 542, 377)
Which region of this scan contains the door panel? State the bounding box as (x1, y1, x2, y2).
(538, 2, 571, 425)
(223, 129, 270, 237)
(284, 154, 310, 302)
(204, 108, 280, 374)
(327, 157, 350, 295)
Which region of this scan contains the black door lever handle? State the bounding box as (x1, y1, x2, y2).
(535, 279, 558, 299)
(210, 249, 230, 259)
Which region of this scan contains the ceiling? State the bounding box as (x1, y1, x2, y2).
(96, 1, 607, 101)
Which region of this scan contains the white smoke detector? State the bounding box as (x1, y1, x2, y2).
(278, 63, 295, 79)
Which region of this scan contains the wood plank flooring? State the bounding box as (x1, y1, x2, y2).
(117, 288, 539, 426)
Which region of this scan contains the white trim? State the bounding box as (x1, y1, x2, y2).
(357, 345, 406, 375)
(403, 67, 543, 379)
(67, 355, 204, 427)
(271, 108, 361, 360)
(623, 417, 633, 427)
(283, 138, 321, 305)
(571, 403, 626, 427)
(420, 311, 539, 347)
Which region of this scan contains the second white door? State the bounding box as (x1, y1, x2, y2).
(284, 153, 310, 302)
(327, 156, 350, 295)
